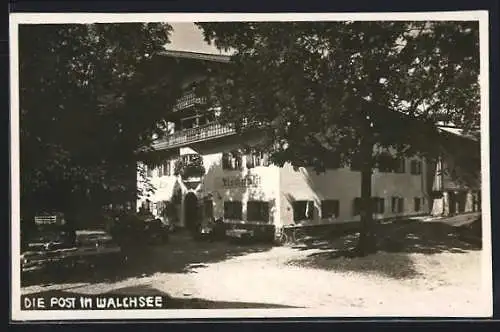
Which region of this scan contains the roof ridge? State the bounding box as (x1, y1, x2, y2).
(159, 49, 231, 63)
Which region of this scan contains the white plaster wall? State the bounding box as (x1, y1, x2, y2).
(279, 157, 429, 226)
(139, 138, 431, 227)
(198, 151, 281, 224)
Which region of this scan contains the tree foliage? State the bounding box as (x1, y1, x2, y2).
(196, 21, 480, 254)
(19, 23, 177, 219)
(196, 21, 479, 163)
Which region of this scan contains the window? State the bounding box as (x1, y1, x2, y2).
(350, 155, 362, 171)
(146, 166, 153, 177)
(325, 160, 342, 169)
(155, 201, 165, 214)
(163, 160, 171, 176)
(414, 197, 422, 212)
(323, 153, 342, 169)
(353, 198, 362, 216)
(181, 154, 198, 164)
(247, 201, 270, 222)
(205, 111, 216, 124)
(224, 201, 242, 220)
(293, 201, 314, 222)
(142, 199, 154, 212)
(391, 197, 404, 213)
(410, 160, 422, 175)
(377, 155, 394, 173)
(472, 192, 481, 212)
(395, 158, 406, 173)
(222, 151, 243, 170)
(321, 200, 340, 219)
(377, 155, 405, 173)
(204, 199, 214, 219)
(180, 117, 197, 130)
(141, 200, 150, 212)
(246, 149, 270, 168)
(158, 164, 164, 177)
(372, 197, 385, 214)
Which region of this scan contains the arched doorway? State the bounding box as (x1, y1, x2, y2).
(184, 192, 199, 233)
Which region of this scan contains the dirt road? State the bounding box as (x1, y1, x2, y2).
(21, 229, 489, 316)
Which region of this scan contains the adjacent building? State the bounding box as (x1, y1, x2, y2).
(429, 126, 481, 217)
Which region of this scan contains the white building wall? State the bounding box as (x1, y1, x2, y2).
(279, 156, 429, 226)
(198, 152, 281, 224)
(138, 146, 430, 228)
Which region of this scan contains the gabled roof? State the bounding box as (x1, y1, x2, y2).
(159, 49, 231, 63)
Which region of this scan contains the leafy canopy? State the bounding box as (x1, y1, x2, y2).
(19, 23, 176, 215)
(196, 21, 480, 172)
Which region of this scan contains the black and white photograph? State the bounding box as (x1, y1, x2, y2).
(10, 12, 491, 320)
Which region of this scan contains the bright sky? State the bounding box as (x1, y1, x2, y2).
(165, 22, 231, 55)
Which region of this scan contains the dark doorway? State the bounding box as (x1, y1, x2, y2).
(449, 191, 466, 215)
(184, 192, 199, 233)
(449, 192, 456, 215)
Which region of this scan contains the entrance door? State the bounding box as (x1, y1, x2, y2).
(448, 192, 456, 215)
(184, 192, 199, 232)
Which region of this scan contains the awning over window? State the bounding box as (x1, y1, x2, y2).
(282, 187, 322, 204)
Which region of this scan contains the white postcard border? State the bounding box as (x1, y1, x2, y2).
(9, 10, 492, 321)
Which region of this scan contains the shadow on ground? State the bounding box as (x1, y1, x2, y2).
(21, 284, 299, 309)
(287, 218, 482, 280)
(22, 232, 274, 287)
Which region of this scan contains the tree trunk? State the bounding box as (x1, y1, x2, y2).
(355, 127, 378, 256)
(356, 163, 377, 255)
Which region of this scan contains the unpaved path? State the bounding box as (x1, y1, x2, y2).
(21, 236, 489, 316)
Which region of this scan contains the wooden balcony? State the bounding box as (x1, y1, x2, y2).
(152, 121, 236, 150)
(173, 91, 207, 112)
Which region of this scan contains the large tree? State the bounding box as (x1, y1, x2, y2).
(19, 23, 179, 225)
(196, 21, 480, 255)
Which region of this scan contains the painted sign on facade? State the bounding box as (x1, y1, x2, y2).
(221, 174, 261, 188)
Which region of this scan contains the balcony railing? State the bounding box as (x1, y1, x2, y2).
(173, 91, 207, 112)
(152, 121, 236, 150)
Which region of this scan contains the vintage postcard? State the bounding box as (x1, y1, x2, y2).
(10, 11, 492, 321)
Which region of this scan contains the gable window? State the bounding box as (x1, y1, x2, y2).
(410, 160, 423, 175)
(321, 200, 340, 219)
(293, 200, 314, 222)
(222, 151, 243, 170)
(247, 201, 270, 222)
(224, 201, 242, 220)
(391, 197, 404, 213)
